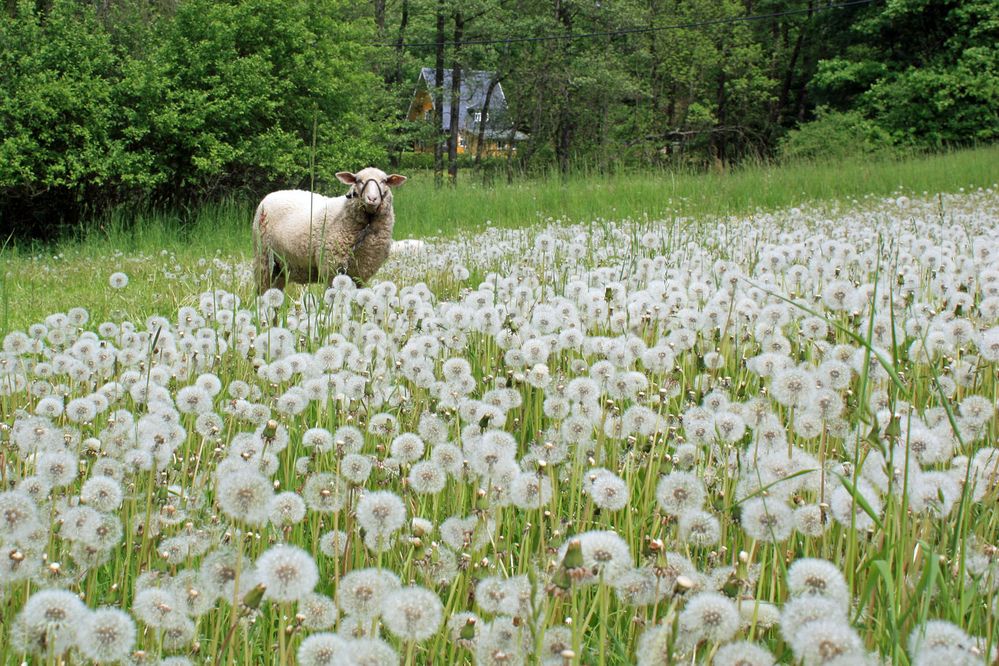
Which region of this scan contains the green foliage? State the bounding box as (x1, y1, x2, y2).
(0, 0, 383, 238)
(809, 0, 999, 147)
(0, 1, 123, 202)
(117, 0, 385, 197)
(779, 107, 894, 162)
(1, 0, 996, 240)
(863, 46, 999, 146)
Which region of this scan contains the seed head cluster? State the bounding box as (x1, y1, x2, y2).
(0, 192, 997, 663)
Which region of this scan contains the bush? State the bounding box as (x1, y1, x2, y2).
(0, 0, 385, 239)
(0, 0, 124, 232)
(117, 0, 385, 200)
(863, 47, 999, 146)
(779, 107, 894, 163)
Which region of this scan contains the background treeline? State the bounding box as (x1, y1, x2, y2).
(1, 0, 996, 238)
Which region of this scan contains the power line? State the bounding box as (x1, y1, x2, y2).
(370, 0, 877, 49)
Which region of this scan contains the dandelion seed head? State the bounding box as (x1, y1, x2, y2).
(345, 637, 399, 666)
(109, 272, 129, 289)
(408, 460, 447, 495)
(712, 640, 776, 666)
(678, 509, 721, 547)
(133, 587, 183, 628)
(78, 607, 136, 663)
(635, 624, 673, 666)
(215, 468, 273, 526)
(36, 449, 79, 488)
(0, 490, 40, 541)
(296, 632, 349, 666)
(789, 619, 866, 665)
(828, 478, 882, 532)
(390, 432, 425, 463)
(740, 497, 794, 542)
(256, 544, 318, 603)
(676, 591, 740, 648)
(381, 585, 443, 641)
(302, 473, 347, 513)
(780, 596, 849, 644)
(588, 471, 630, 511)
(336, 568, 400, 618)
(80, 476, 124, 512)
(269, 491, 307, 527)
(11, 589, 87, 656)
(356, 490, 407, 538)
(655, 471, 706, 516)
(613, 567, 666, 607)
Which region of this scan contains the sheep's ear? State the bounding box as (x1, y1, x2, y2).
(336, 172, 357, 185)
(386, 174, 407, 187)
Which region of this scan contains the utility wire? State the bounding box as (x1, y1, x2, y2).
(370, 0, 876, 49)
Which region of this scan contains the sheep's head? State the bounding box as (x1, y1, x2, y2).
(337, 168, 407, 215)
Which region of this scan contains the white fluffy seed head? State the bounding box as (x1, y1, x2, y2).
(381, 585, 444, 641)
(78, 608, 136, 662)
(336, 568, 401, 618)
(655, 472, 706, 516)
(256, 544, 319, 603)
(296, 632, 349, 666)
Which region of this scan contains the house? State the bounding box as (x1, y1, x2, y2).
(407, 67, 527, 156)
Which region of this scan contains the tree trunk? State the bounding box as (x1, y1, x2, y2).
(433, 0, 446, 189)
(713, 68, 728, 166)
(392, 0, 409, 84)
(447, 11, 464, 186)
(793, 1, 815, 123)
(554, 0, 574, 177)
(474, 74, 501, 171)
(775, 17, 806, 126)
(387, 0, 409, 168)
(373, 0, 386, 37)
(712, 29, 730, 166)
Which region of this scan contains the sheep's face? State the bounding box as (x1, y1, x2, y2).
(337, 168, 407, 215)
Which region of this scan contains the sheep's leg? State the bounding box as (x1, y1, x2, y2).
(252, 204, 272, 293)
(271, 261, 287, 292)
(254, 249, 273, 293)
(254, 247, 289, 294)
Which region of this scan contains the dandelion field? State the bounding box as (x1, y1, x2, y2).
(0, 183, 998, 665)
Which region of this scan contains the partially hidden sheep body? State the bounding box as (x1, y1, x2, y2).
(252, 168, 406, 292)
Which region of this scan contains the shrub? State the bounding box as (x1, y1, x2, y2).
(0, 0, 384, 238)
(0, 0, 124, 232)
(779, 107, 894, 163)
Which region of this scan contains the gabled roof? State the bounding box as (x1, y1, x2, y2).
(414, 67, 511, 132)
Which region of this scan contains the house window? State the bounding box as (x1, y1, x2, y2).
(474, 112, 482, 123)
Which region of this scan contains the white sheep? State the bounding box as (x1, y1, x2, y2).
(252, 167, 407, 292)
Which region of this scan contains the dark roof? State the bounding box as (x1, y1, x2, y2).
(415, 67, 511, 132)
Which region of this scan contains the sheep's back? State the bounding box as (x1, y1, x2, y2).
(256, 190, 347, 265)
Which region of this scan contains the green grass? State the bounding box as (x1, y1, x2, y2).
(392, 145, 999, 237)
(0, 152, 996, 665)
(1, 145, 996, 334)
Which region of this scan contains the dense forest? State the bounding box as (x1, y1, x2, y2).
(1, 0, 996, 235)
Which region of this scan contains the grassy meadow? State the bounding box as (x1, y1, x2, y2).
(0, 147, 997, 665)
(3, 145, 998, 334)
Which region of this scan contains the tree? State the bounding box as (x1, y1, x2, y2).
(810, 0, 999, 145)
(0, 0, 124, 233)
(117, 0, 384, 199)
